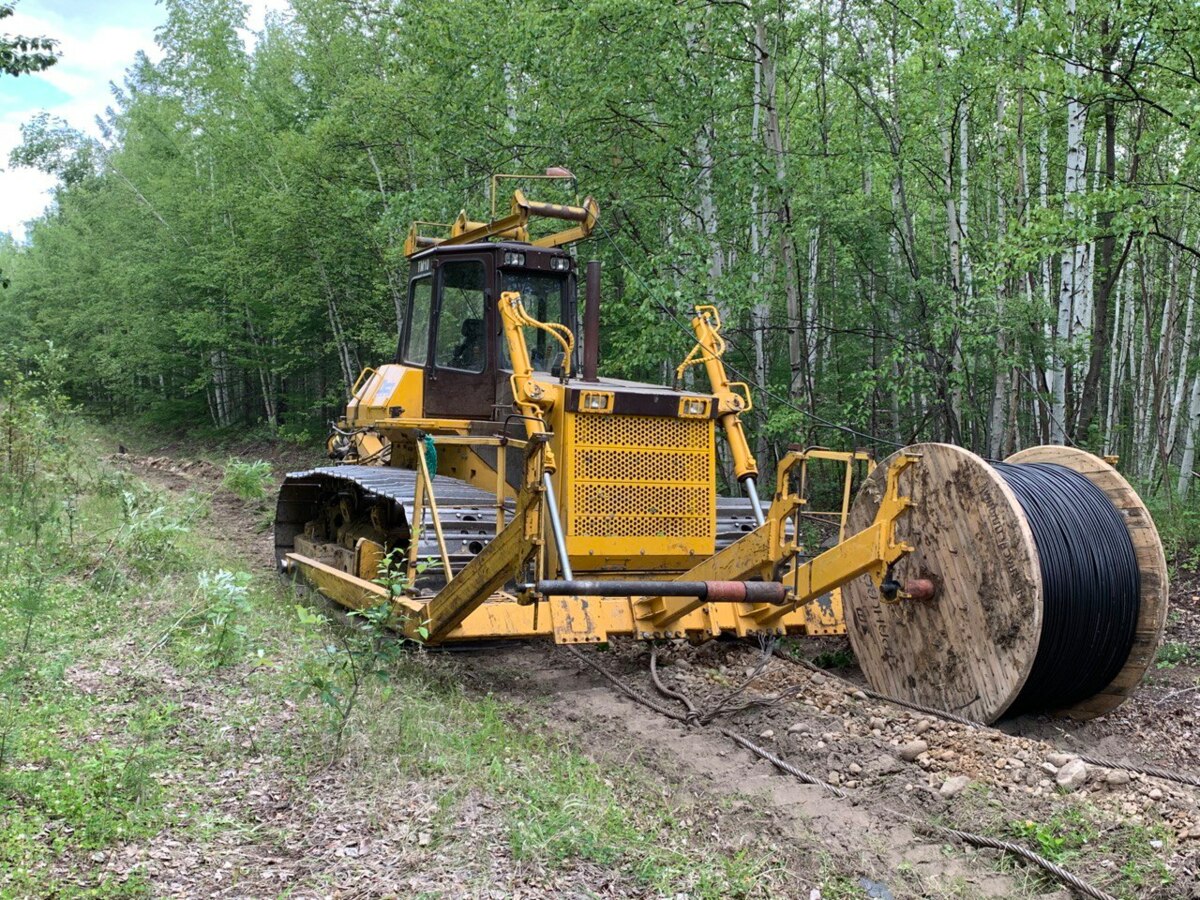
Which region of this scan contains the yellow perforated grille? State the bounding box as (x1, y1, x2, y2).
(575, 448, 711, 483)
(569, 413, 714, 540)
(574, 413, 709, 450)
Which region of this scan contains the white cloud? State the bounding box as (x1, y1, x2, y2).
(0, 0, 288, 241)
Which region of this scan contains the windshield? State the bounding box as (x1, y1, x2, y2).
(499, 271, 570, 372)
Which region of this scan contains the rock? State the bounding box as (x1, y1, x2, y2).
(1055, 758, 1089, 790)
(940, 775, 971, 798)
(869, 716, 887, 730)
(827, 771, 841, 785)
(1040, 762, 1059, 776)
(1150, 839, 1164, 850)
(1047, 752, 1076, 768)
(848, 762, 862, 775)
(787, 722, 810, 734)
(810, 672, 827, 685)
(868, 754, 904, 776)
(1148, 787, 1163, 801)
(1105, 770, 1131, 787)
(915, 718, 933, 735)
(898, 740, 929, 762)
(759, 729, 775, 740)
(851, 690, 868, 700)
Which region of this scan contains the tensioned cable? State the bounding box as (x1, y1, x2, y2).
(993, 462, 1140, 714)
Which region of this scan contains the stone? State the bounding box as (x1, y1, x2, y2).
(940, 775, 971, 798)
(848, 762, 862, 775)
(1055, 758, 1089, 790)
(1148, 788, 1163, 801)
(1047, 752, 1076, 768)
(898, 740, 929, 762)
(1040, 762, 1059, 776)
(868, 754, 904, 776)
(759, 729, 775, 740)
(810, 672, 827, 685)
(915, 718, 933, 735)
(1105, 770, 1131, 787)
(787, 722, 810, 734)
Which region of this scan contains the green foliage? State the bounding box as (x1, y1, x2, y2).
(1155, 641, 1200, 669)
(812, 647, 857, 670)
(221, 458, 272, 503)
(291, 601, 409, 758)
(2, 0, 1198, 500)
(0, 3, 59, 77)
(187, 569, 255, 666)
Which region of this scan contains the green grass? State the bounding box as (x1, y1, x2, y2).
(0, 400, 792, 896)
(1001, 806, 1173, 898)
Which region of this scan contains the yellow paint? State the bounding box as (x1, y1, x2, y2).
(675, 306, 758, 482)
(346, 364, 424, 426)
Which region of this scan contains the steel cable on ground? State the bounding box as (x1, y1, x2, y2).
(569, 643, 1118, 900)
(772, 648, 1200, 790)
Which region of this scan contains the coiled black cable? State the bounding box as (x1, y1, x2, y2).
(992, 462, 1140, 715)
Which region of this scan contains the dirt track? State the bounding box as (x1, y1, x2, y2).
(121, 446, 1200, 899)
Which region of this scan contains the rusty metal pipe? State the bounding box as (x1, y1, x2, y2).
(583, 261, 601, 382)
(523, 199, 590, 222)
(532, 579, 788, 604)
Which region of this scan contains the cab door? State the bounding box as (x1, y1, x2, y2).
(424, 255, 497, 420)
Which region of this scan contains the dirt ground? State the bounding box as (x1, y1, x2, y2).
(117, 442, 1200, 899)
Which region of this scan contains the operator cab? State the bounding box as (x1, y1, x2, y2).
(399, 242, 578, 420)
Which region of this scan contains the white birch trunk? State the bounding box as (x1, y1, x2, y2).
(750, 27, 769, 461)
(1051, 4, 1088, 443)
(1179, 372, 1200, 498)
(1103, 274, 1129, 455)
(988, 78, 1008, 459)
(1167, 262, 1197, 457)
(759, 24, 804, 400)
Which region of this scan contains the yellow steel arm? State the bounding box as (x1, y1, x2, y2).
(676, 305, 758, 482)
(413, 438, 548, 643)
(498, 289, 570, 472)
(633, 450, 917, 636)
(404, 190, 600, 258)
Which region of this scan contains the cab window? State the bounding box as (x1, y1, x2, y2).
(405, 276, 432, 365)
(498, 271, 568, 372)
(435, 261, 487, 372)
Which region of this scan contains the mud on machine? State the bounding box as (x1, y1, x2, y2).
(274, 179, 1168, 724)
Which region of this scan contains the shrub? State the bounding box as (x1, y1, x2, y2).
(222, 459, 272, 502)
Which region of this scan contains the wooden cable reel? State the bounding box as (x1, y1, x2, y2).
(842, 443, 1169, 724)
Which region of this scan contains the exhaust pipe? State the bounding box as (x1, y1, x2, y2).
(583, 261, 600, 382)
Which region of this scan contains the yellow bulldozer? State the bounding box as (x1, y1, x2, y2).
(275, 180, 1168, 725)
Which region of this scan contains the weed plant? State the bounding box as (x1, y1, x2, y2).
(221, 458, 272, 503)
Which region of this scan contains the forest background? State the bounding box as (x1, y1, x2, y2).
(3, 0, 1200, 501)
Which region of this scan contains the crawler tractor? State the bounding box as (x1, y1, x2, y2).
(276, 180, 1169, 724)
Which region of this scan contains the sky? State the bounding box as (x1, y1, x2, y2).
(0, 0, 288, 241)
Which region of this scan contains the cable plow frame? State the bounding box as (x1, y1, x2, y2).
(275, 183, 1169, 727)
